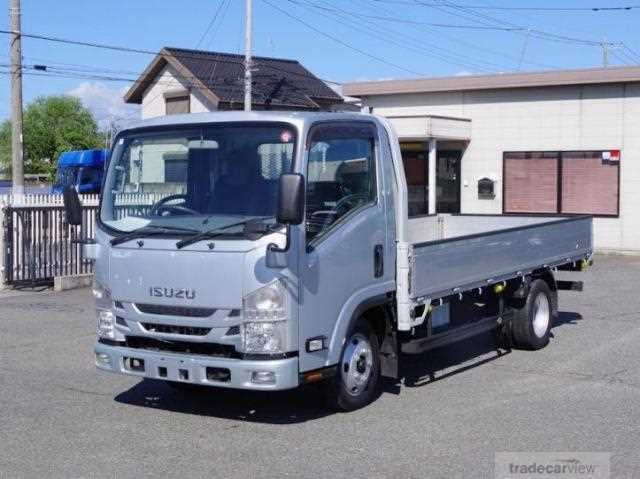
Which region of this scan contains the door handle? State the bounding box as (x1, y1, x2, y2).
(374, 244, 384, 278)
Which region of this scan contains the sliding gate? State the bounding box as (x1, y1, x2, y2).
(3, 204, 98, 285)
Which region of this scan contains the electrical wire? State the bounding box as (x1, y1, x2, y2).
(291, 0, 511, 72)
(260, 0, 426, 76)
(205, 0, 232, 50)
(306, 1, 522, 30)
(336, 0, 557, 70)
(354, 0, 560, 70)
(3, 63, 246, 96)
(374, 0, 611, 47)
(0, 28, 343, 86)
(370, 0, 640, 11)
(195, 0, 228, 48)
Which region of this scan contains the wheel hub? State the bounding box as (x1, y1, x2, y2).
(340, 333, 373, 396)
(532, 292, 550, 338)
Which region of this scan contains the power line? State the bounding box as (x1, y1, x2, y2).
(371, 0, 640, 11)
(261, 0, 425, 76)
(406, 0, 620, 47)
(305, 1, 523, 30)
(195, 0, 228, 48)
(144, 0, 234, 115)
(0, 28, 343, 85)
(5, 61, 336, 106)
(347, 0, 557, 70)
(3, 63, 245, 95)
(621, 43, 640, 62)
(205, 0, 232, 49)
(441, 4, 640, 12)
(293, 0, 512, 72)
(324, 0, 556, 71)
(287, 0, 500, 72)
(611, 51, 632, 65)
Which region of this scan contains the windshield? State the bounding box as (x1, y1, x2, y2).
(100, 123, 296, 234)
(79, 167, 102, 186)
(55, 166, 79, 188)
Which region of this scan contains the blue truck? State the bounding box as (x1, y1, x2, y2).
(52, 149, 109, 194)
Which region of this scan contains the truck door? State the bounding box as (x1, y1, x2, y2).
(298, 122, 392, 372)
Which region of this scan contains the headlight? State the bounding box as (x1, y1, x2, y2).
(243, 280, 287, 321)
(92, 279, 112, 310)
(242, 280, 288, 354)
(93, 279, 115, 339)
(242, 321, 287, 354)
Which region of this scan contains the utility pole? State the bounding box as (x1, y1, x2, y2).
(517, 28, 531, 71)
(9, 0, 24, 198)
(602, 38, 609, 68)
(105, 117, 112, 149)
(244, 0, 253, 112)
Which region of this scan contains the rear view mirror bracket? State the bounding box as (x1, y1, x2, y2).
(266, 226, 290, 269)
(63, 186, 83, 226)
(267, 174, 305, 269)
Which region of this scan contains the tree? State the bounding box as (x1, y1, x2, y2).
(0, 95, 103, 179)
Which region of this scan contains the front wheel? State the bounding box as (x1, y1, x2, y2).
(326, 320, 381, 411)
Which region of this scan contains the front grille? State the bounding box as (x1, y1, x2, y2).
(141, 323, 211, 336)
(135, 303, 215, 318)
(125, 336, 238, 358)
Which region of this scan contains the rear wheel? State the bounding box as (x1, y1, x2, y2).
(326, 320, 381, 411)
(511, 279, 555, 350)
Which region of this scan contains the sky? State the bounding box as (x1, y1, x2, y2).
(1, 0, 639, 127)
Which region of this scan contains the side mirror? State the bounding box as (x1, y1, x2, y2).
(63, 186, 83, 226)
(277, 173, 305, 225)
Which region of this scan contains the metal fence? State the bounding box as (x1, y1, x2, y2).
(2, 201, 98, 285)
(0, 193, 164, 286)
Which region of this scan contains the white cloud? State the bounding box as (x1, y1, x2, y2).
(67, 82, 140, 130)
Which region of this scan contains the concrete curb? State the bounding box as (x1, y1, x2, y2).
(54, 274, 93, 292)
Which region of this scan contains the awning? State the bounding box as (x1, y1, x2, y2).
(385, 115, 471, 141)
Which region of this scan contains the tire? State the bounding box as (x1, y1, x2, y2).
(326, 319, 381, 411)
(511, 279, 556, 350)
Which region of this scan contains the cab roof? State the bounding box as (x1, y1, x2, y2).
(123, 111, 373, 134)
(58, 149, 110, 168)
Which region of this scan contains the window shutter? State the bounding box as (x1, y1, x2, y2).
(561, 152, 618, 215)
(165, 96, 190, 115)
(504, 152, 558, 213)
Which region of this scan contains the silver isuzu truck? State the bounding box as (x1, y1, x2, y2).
(63, 111, 592, 411)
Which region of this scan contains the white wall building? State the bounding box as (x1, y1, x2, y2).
(344, 66, 640, 253)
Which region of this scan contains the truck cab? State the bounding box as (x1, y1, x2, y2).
(53, 149, 109, 194)
(66, 111, 591, 411)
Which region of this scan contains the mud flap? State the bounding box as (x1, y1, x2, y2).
(380, 324, 398, 379)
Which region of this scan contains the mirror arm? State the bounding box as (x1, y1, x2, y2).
(267, 224, 291, 254)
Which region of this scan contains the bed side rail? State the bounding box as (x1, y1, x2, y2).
(409, 216, 592, 304)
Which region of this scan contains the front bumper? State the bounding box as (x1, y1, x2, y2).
(94, 342, 299, 391)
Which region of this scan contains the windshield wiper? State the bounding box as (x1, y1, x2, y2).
(110, 225, 200, 246)
(175, 216, 276, 249)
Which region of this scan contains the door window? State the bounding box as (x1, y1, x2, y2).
(306, 123, 377, 243)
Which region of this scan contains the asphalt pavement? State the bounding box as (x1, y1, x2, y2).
(1, 254, 639, 478)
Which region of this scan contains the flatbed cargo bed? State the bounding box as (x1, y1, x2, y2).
(407, 215, 593, 302)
